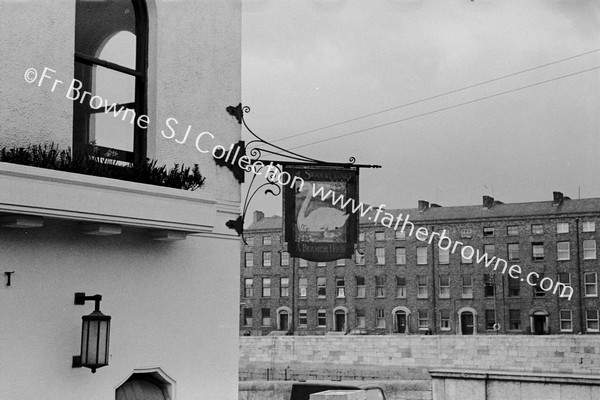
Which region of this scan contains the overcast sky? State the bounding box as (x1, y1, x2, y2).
(241, 0, 600, 219)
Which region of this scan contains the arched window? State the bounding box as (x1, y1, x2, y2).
(73, 0, 148, 164)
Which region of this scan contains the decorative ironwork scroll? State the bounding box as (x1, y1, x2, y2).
(221, 104, 380, 257)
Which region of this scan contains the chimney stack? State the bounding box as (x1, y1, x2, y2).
(418, 200, 429, 212)
(253, 210, 265, 223)
(483, 195, 494, 209)
(553, 191, 563, 206)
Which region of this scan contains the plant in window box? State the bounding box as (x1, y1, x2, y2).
(0, 142, 205, 191)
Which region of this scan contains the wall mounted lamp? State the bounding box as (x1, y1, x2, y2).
(72, 292, 111, 373)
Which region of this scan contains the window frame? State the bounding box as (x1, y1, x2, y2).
(508, 243, 520, 261)
(261, 308, 271, 327)
(299, 277, 308, 297)
(532, 242, 544, 261)
(356, 309, 366, 328)
(483, 227, 495, 237)
(439, 275, 450, 299)
(396, 276, 406, 298)
(280, 252, 290, 266)
(509, 309, 521, 331)
(461, 275, 473, 299)
(261, 277, 271, 298)
(584, 272, 598, 297)
(317, 276, 327, 298)
(336, 277, 345, 298)
(244, 252, 254, 267)
(73, 0, 149, 164)
(507, 225, 519, 236)
(244, 278, 253, 298)
(531, 224, 544, 235)
(483, 274, 495, 298)
(586, 310, 599, 332)
(395, 247, 406, 265)
(356, 276, 366, 298)
(262, 236, 272, 245)
(243, 308, 253, 327)
(438, 247, 450, 265)
(280, 277, 289, 297)
(460, 228, 472, 239)
(298, 309, 307, 327)
(418, 310, 429, 329)
(375, 276, 385, 298)
(417, 275, 428, 298)
(417, 247, 428, 265)
(559, 309, 573, 332)
(556, 222, 569, 234)
(262, 251, 271, 267)
(375, 247, 386, 265)
(508, 276, 520, 297)
(440, 309, 451, 331)
(556, 241, 570, 261)
(375, 309, 386, 329)
(583, 221, 596, 232)
(485, 309, 496, 331)
(317, 310, 327, 327)
(583, 240, 597, 260)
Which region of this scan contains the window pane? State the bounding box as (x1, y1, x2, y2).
(584, 240, 597, 260)
(583, 221, 596, 232)
(375, 247, 385, 264)
(508, 243, 519, 261)
(507, 226, 518, 236)
(417, 247, 427, 264)
(75, 1, 137, 66)
(396, 248, 406, 264)
(557, 222, 569, 233)
(557, 242, 570, 260)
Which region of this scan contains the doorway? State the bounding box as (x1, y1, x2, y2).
(531, 311, 548, 335)
(334, 310, 346, 332)
(279, 311, 289, 331)
(461, 312, 474, 335)
(396, 312, 407, 333)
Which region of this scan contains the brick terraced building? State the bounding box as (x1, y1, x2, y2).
(240, 192, 600, 336)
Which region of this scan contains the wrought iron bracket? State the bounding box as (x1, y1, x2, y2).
(226, 103, 244, 124)
(223, 104, 381, 243)
(213, 140, 246, 183)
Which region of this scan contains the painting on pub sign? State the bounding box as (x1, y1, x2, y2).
(283, 165, 358, 262)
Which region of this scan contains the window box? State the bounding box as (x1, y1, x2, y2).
(0, 162, 226, 234)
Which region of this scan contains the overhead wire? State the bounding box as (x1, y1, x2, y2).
(267, 48, 600, 145)
(287, 65, 600, 150)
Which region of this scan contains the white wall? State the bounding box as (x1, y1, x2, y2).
(0, 0, 242, 399)
(0, 222, 240, 400)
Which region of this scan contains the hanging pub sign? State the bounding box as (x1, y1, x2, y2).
(283, 165, 359, 262)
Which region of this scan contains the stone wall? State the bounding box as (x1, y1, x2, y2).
(240, 335, 600, 382)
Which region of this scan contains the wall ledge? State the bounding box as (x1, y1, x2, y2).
(0, 161, 230, 234)
(429, 369, 600, 385)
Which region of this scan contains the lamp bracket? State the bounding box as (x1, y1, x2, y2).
(74, 292, 103, 311)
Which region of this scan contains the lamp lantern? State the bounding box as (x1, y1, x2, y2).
(72, 292, 111, 373)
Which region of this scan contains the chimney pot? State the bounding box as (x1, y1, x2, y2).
(483, 195, 494, 209)
(553, 191, 563, 205)
(253, 210, 265, 223)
